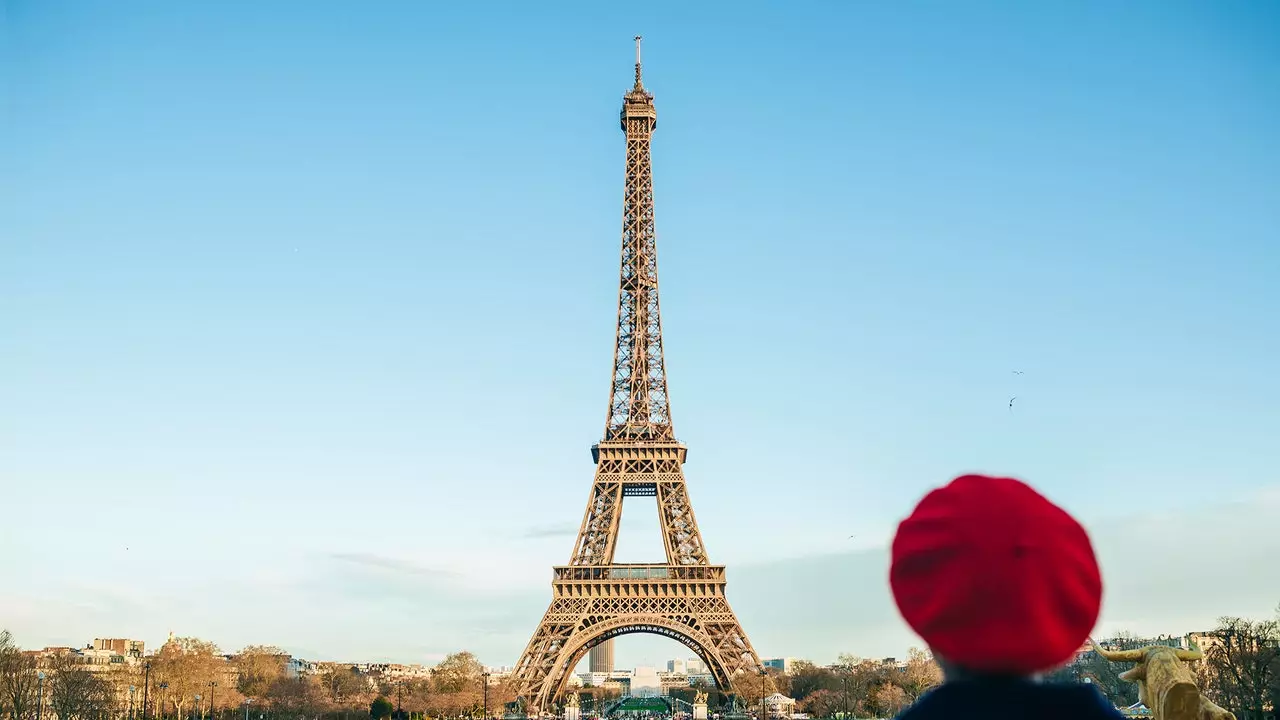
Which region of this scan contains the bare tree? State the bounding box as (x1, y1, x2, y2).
(1075, 631, 1143, 708)
(1272, 604, 1280, 720)
(430, 653, 481, 695)
(264, 677, 327, 720)
(394, 678, 430, 718)
(0, 631, 39, 720)
(870, 683, 909, 717)
(845, 658, 893, 716)
(784, 661, 839, 702)
(1205, 616, 1280, 720)
(429, 652, 484, 717)
(48, 656, 114, 720)
(728, 671, 777, 707)
(899, 648, 942, 702)
(150, 637, 226, 720)
(232, 648, 288, 702)
(798, 689, 839, 718)
(318, 667, 369, 706)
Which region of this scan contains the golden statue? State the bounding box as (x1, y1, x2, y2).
(694, 690, 708, 706)
(565, 692, 580, 709)
(1090, 640, 1234, 720)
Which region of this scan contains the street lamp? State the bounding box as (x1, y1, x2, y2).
(37, 672, 45, 720)
(244, 698, 252, 720)
(209, 682, 218, 720)
(158, 683, 170, 720)
(482, 672, 491, 720)
(758, 670, 766, 720)
(196, 694, 203, 720)
(131, 686, 137, 720)
(143, 663, 152, 720)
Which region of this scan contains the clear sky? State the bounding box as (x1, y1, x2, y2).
(2, 1, 1279, 670)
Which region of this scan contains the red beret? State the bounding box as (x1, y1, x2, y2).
(890, 474, 1102, 674)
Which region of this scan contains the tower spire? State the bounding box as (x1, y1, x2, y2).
(634, 35, 643, 89)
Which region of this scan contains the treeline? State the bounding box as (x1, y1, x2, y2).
(1047, 613, 1280, 720)
(0, 633, 513, 720)
(5, 609, 1277, 720)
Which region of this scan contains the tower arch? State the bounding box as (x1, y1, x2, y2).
(539, 615, 745, 709)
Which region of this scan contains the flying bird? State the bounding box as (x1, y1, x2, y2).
(1009, 396, 1017, 409)
(1012, 370, 1024, 375)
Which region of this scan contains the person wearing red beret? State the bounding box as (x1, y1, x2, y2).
(889, 474, 1126, 719)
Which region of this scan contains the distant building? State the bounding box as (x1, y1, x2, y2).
(1095, 634, 1190, 652)
(667, 659, 686, 674)
(657, 672, 690, 694)
(630, 667, 661, 698)
(577, 669, 632, 695)
(685, 658, 706, 674)
(1188, 631, 1224, 653)
(23, 642, 145, 674)
(94, 639, 145, 658)
(286, 658, 317, 677)
(590, 641, 615, 673)
(356, 662, 431, 681)
(762, 658, 797, 674)
(77, 647, 132, 672)
(687, 672, 715, 687)
(313, 661, 358, 673)
(386, 664, 432, 681)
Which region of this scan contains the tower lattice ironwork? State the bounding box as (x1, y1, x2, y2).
(510, 38, 763, 715)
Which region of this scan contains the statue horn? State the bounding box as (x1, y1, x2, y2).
(1090, 639, 1146, 663)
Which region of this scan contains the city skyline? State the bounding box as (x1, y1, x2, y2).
(5, 635, 741, 678)
(4, 1, 1279, 670)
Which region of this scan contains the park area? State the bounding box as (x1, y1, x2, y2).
(614, 697, 672, 715)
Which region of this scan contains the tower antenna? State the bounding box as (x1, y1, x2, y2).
(634, 35, 643, 88)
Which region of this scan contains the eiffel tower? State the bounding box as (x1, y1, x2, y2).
(510, 38, 763, 714)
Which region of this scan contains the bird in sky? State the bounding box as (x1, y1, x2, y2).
(1009, 396, 1017, 409)
(1012, 370, 1024, 375)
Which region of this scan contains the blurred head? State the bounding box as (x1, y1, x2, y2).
(890, 474, 1102, 677)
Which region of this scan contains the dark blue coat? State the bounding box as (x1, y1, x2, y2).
(896, 679, 1127, 720)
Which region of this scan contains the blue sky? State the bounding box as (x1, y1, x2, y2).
(2, 1, 1278, 669)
